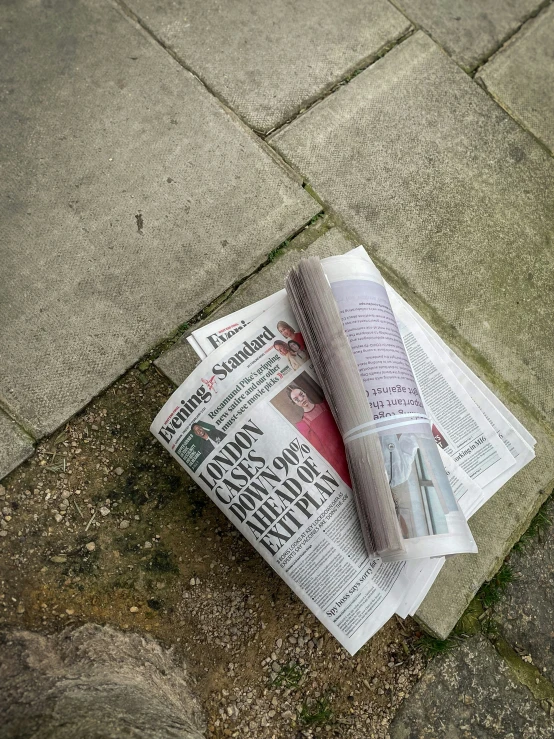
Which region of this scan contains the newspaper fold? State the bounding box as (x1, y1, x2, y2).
(286, 255, 476, 562)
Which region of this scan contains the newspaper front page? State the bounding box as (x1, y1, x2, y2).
(153, 293, 444, 653)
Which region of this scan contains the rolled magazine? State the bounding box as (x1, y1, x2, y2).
(286, 255, 476, 561)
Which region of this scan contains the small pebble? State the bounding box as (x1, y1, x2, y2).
(100, 506, 110, 516)
(17, 604, 25, 614)
(0, 530, 7, 537)
(130, 606, 139, 613)
(119, 520, 130, 529)
(85, 542, 96, 552)
(144, 541, 152, 549)
(114, 467, 124, 476)
(66, 609, 75, 615)
(50, 555, 67, 563)
(54, 513, 63, 523)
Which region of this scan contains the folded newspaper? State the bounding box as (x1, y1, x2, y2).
(152, 246, 535, 654)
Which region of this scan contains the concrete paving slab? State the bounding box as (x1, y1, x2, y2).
(272, 32, 554, 430)
(477, 4, 554, 154)
(392, 0, 545, 71)
(0, 412, 34, 482)
(156, 225, 356, 385)
(495, 498, 554, 684)
(416, 412, 554, 639)
(0, 0, 318, 441)
(390, 634, 554, 738)
(124, 0, 412, 133)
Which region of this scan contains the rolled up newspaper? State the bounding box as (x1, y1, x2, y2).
(286, 254, 476, 561)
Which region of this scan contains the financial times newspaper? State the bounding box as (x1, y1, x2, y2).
(152, 248, 534, 653)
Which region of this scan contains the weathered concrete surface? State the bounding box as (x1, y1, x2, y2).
(156, 225, 356, 384)
(477, 4, 554, 154)
(272, 32, 554, 430)
(0, 413, 34, 482)
(0, 624, 205, 738)
(392, 0, 545, 71)
(390, 634, 554, 738)
(124, 0, 412, 133)
(417, 413, 554, 638)
(0, 0, 318, 441)
(495, 498, 554, 684)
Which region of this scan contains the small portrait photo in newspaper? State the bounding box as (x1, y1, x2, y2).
(174, 420, 227, 473)
(270, 371, 351, 487)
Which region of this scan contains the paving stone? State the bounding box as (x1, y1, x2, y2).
(416, 412, 554, 639)
(494, 497, 554, 684)
(390, 634, 554, 738)
(125, 0, 412, 133)
(156, 225, 356, 384)
(272, 32, 554, 429)
(0, 412, 34, 481)
(392, 0, 545, 71)
(477, 4, 554, 154)
(0, 0, 318, 440)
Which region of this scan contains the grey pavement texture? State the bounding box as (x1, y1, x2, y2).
(156, 225, 356, 385)
(123, 0, 412, 133)
(0, 0, 318, 444)
(0, 413, 34, 481)
(272, 31, 554, 430)
(392, 0, 546, 71)
(477, 4, 554, 154)
(416, 413, 554, 638)
(390, 634, 554, 738)
(495, 498, 554, 684)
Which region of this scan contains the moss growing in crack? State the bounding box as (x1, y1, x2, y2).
(417, 633, 465, 657)
(479, 563, 516, 609)
(513, 503, 552, 553)
(491, 632, 554, 701)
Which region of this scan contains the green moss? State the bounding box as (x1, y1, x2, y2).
(492, 633, 554, 701)
(479, 563, 515, 609)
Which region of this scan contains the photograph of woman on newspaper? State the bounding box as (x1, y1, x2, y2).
(273, 340, 305, 371)
(277, 320, 306, 352)
(270, 372, 350, 486)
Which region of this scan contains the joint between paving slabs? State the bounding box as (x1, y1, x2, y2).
(270, 170, 554, 441)
(475, 75, 554, 160)
(263, 26, 416, 140)
(422, 496, 554, 713)
(470, 0, 554, 79)
(136, 209, 327, 368)
(0, 398, 38, 444)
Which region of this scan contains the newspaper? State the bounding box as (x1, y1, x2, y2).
(152, 247, 534, 653)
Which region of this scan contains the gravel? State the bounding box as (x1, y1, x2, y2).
(0, 365, 426, 738)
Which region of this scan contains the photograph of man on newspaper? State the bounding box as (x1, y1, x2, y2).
(270, 371, 351, 486)
(174, 421, 227, 473)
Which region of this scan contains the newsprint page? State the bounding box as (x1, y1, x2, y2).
(152, 248, 534, 654)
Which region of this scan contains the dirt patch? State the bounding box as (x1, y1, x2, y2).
(0, 364, 425, 738)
